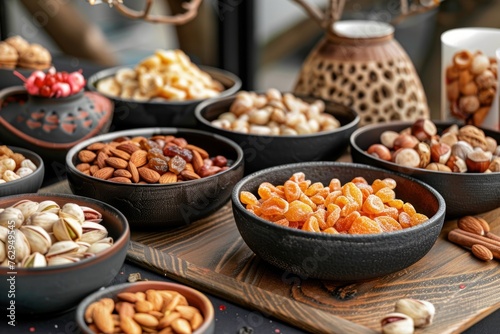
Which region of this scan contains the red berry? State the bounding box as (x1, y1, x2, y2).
(55, 73, 64, 82)
(34, 77, 44, 88)
(40, 85, 52, 97)
(61, 71, 69, 82)
(44, 75, 56, 87)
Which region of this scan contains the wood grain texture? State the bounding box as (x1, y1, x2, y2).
(42, 181, 500, 333)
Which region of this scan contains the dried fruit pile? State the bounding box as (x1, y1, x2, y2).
(240, 173, 429, 234)
(14, 67, 85, 98)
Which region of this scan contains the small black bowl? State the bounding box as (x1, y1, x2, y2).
(66, 127, 244, 229)
(231, 162, 446, 281)
(350, 120, 500, 218)
(87, 66, 241, 130)
(0, 193, 130, 315)
(0, 146, 44, 196)
(195, 94, 359, 174)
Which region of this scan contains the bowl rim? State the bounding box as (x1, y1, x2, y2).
(350, 120, 500, 175)
(86, 65, 242, 105)
(231, 161, 446, 241)
(0, 192, 130, 273)
(194, 93, 361, 139)
(75, 280, 214, 334)
(65, 127, 245, 187)
(0, 145, 44, 187)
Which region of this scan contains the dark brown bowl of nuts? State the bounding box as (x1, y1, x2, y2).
(350, 119, 500, 218)
(195, 89, 359, 174)
(0, 193, 130, 315)
(66, 127, 244, 229)
(76, 280, 214, 334)
(0, 145, 44, 197)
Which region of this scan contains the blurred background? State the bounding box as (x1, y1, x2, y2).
(1, 0, 499, 119)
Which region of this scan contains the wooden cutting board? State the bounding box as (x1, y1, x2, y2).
(42, 181, 500, 334)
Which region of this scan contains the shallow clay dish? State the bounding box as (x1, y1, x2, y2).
(231, 161, 446, 281)
(0, 146, 44, 197)
(76, 280, 215, 334)
(350, 120, 500, 218)
(0, 193, 130, 315)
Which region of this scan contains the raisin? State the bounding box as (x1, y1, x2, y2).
(163, 144, 183, 158)
(212, 155, 227, 167)
(141, 139, 160, 151)
(148, 157, 169, 174)
(168, 155, 186, 174)
(147, 147, 166, 161)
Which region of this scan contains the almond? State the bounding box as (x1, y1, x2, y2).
(116, 302, 135, 318)
(471, 244, 493, 261)
(186, 144, 209, 159)
(97, 151, 109, 169)
(180, 170, 200, 180)
(135, 300, 154, 313)
(458, 216, 485, 235)
(146, 289, 163, 312)
(120, 316, 142, 334)
(78, 150, 96, 163)
(158, 311, 181, 329)
(93, 304, 114, 334)
(76, 163, 90, 172)
(117, 292, 138, 303)
(171, 318, 192, 334)
(116, 142, 140, 155)
(85, 301, 100, 323)
(130, 150, 148, 167)
(190, 311, 204, 330)
(86, 142, 106, 151)
(476, 217, 491, 233)
(114, 169, 132, 178)
(138, 167, 160, 183)
(108, 176, 132, 183)
(159, 172, 177, 184)
(175, 305, 198, 320)
(105, 157, 128, 169)
(93, 167, 115, 180)
(191, 150, 204, 174)
(133, 313, 159, 328)
(89, 165, 100, 175)
(128, 162, 140, 183)
(109, 147, 131, 161)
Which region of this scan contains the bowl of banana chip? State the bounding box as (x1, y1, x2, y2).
(87, 49, 241, 129)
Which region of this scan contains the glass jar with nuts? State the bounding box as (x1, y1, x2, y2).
(365, 119, 500, 173)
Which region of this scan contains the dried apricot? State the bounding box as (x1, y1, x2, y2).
(410, 213, 429, 226)
(402, 202, 417, 216)
(349, 216, 383, 234)
(324, 190, 342, 207)
(302, 216, 320, 232)
(299, 193, 317, 210)
(334, 211, 360, 232)
(284, 180, 301, 202)
(399, 212, 412, 229)
(375, 187, 395, 203)
(304, 182, 324, 197)
(328, 178, 341, 192)
(362, 194, 385, 214)
(289, 172, 305, 183)
(374, 216, 402, 232)
(387, 199, 404, 210)
(351, 176, 368, 185)
(326, 203, 341, 228)
(274, 218, 289, 227)
(240, 191, 259, 206)
(372, 178, 396, 193)
(284, 200, 313, 222)
(323, 227, 339, 234)
(311, 208, 327, 230)
(261, 197, 289, 216)
(342, 182, 363, 207)
(316, 187, 330, 198)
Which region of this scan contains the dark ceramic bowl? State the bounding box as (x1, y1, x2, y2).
(76, 280, 215, 334)
(0, 193, 130, 315)
(87, 66, 241, 130)
(66, 128, 244, 229)
(0, 86, 114, 163)
(231, 162, 446, 281)
(195, 94, 359, 174)
(350, 121, 500, 218)
(0, 146, 44, 196)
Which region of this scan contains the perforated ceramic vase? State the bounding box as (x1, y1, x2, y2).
(294, 20, 429, 126)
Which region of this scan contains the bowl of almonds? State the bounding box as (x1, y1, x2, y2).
(0, 145, 44, 196)
(350, 119, 500, 217)
(195, 90, 359, 174)
(76, 280, 214, 334)
(231, 161, 446, 281)
(66, 127, 244, 229)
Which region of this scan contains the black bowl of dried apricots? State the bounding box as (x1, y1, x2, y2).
(231, 161, 446, 281)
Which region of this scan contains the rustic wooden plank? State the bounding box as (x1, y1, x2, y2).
(41, 180, 500, 333)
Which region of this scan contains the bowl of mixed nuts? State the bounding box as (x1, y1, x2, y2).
(195, 90, 359, 174)
(66, 127, 244, 229)
(350, 119, 500, 217)
(76, 280, 214, 334)
(0, 145, 44, 196)
(0, 193, 130, 314)
(231, 161, 446, 281)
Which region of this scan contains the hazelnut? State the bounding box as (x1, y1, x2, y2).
(380, 131, 400, 149)
(478, 88, 495, 105)
(414, 142, 431, 168)
(439, 132, 458, 147)
(426, 163, 452, 172)
(485, 137, 498, 153)
(381, 312, 414, 334)
(459, 81, 478, 96)
(393, 134, 419, 151)
(430, 143, 451, 165)
(393, 148, 420, 168)
(367, 144, 392, 161)
(446, 65, 460, 81)
(471, 53, 490, 74)
(453, 50, 473, 70)
(466, 149, 492, 173)
(451, 141, 473, 161)
(446, 155, 468, 173)
(458, 95, 480, 114)
(446, 80, 459, 101)
(488, 157, 500, 172)
(475, 70, 497, 89)
(411, 119, 437, 141)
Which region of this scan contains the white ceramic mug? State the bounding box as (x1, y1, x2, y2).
(441, 27, 500, 130)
